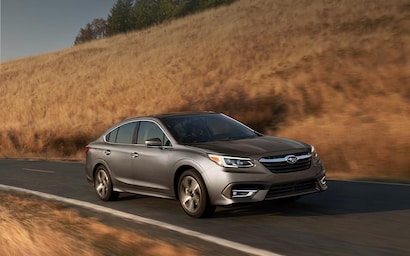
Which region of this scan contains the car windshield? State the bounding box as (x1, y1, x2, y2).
(160, 113, 259, 144)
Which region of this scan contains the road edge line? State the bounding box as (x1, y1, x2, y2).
(0, 184, 283, 256)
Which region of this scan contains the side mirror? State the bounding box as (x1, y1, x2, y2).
(145, 138, 162, 147)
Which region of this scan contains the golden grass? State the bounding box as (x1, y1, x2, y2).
(1, 0, 409, 179)
(0, 192, 197, 256)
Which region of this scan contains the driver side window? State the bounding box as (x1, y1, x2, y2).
(137, 121, 170, 146)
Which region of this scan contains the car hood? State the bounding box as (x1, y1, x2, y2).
(188, 136, 310, 157)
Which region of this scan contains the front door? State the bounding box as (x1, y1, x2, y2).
(131, 121, 173, 196)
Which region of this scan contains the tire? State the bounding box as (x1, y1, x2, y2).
(94, 165, 118, 201)
(178, 169, 215, 218)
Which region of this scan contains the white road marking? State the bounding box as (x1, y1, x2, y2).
(22, 168, 55, 174)
(0, 184, 284, 256)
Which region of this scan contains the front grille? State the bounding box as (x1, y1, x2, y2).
(259, 153, 312, 173)
(266, 180, 318, 199)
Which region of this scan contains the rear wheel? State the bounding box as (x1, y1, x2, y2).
(94, 166, 118, 201)
(178, 169, 215, 218)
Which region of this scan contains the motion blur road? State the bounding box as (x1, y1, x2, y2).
(1, 159, 409, 255)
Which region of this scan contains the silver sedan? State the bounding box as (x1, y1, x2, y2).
(85, 112, 327, 218)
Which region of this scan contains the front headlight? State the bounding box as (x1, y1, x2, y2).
(208, 154, 255, 168)
(311, 145, 318, 158)
(310, 145, 322, 167)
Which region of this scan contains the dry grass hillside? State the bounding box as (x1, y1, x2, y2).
(1, 0, 409, 180)
(0, 192, 197, 255)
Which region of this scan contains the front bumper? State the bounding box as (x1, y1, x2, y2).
(221, 173, 327, 202)
(205, 160, 327, 206)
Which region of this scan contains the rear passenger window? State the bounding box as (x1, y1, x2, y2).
(106, 128, 119, 143)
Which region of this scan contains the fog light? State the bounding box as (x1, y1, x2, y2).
(232, 189, 258, 198)
(317, 175, 328, 191)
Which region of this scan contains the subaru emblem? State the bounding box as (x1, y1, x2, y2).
(285, 155, 298, 164)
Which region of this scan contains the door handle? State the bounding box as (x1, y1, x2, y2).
(131, 152, 139, 158)
(104, 150, 111, 155)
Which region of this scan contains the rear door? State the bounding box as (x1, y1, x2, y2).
(103, 121, 138, 187)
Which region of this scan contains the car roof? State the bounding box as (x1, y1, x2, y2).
(114, 111, 219, 126)
(153, 111, 218, 119)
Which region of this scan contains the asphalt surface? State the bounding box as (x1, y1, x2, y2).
(1, 159, 410, 256)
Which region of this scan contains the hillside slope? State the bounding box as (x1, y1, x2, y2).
(1, 0, 409, 179)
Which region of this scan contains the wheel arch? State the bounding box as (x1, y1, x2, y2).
(92, 159, 112, 181)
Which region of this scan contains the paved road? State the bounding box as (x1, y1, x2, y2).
(1, 159, 410, 255)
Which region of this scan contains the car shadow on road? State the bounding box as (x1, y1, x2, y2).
(115, 193, 145, 201)
(212, 180, 410, 218)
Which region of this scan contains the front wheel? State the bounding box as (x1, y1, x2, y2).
(94, 166, 118, 201)
(178, 170, 215, 218)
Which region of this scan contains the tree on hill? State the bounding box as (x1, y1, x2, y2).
(132, 0, 157, 29)
(74, 0, 235, 44)
(74, 18, 107, 45)
(132, 0, 185, 29)
(107, 0, 135, 36)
